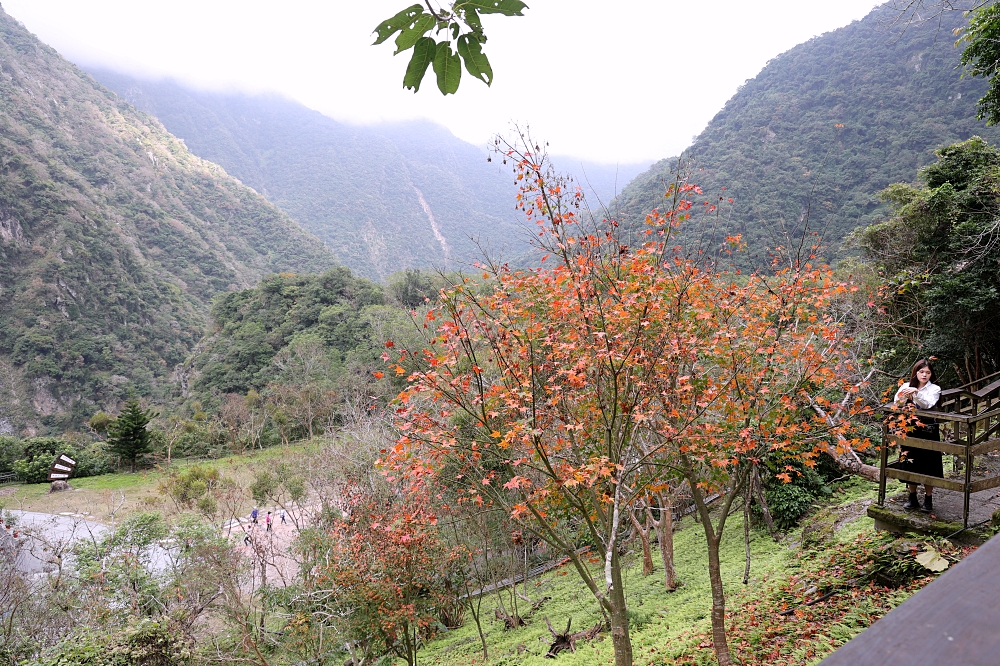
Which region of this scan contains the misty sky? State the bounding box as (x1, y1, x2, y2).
(2, 1, 886, 164)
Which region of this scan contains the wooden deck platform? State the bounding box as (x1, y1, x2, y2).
(820, 534, 1000, 665)
(869, 484, 1000, 543)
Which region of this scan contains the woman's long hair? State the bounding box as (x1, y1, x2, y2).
(909, 358, 936, 387)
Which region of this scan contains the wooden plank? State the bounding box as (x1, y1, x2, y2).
(971, 437, 1000, 456)
(883, 468, 966, 492)
(973, 377, 1000, 398)
(820, 525, 1000, 665)
(970, 476, 1000, 494)
(886, 435, 967, 456)
(47, 452, 77, 483)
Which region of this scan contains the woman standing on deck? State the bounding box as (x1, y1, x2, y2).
(894, 359, 943, 513)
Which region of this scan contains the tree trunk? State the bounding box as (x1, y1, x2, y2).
(628, 509, 654, 576)
(752, 468, 778, 539)
(687, 467, 735, 666)
(650, 493, 677, 591)
(705, 532, 733, 666)
(607, 549, 634, 666)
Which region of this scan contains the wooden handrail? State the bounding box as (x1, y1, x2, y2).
(879, 404, 975, 423)
(974, 377, 1000, 399)
(961, 369, 1000, 390)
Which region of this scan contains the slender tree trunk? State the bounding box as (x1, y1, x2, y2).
(705, 531, 733, 666)
(752, 467, 778, 539)
(628, 509, 654, 576)
(607, 549, 634, 666)
(686, 462, 738, 666)
(651, 493, 677, 590)
(743, 490, 751, 585)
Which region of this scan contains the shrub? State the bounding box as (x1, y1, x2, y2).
(9, 437, 112, 483)
(30, 618, 192, 666)
(760, 456, 836, 530)
(0, 436, 23, 475)
(766, 483, 817, 530)
(159, 465, 222, 512)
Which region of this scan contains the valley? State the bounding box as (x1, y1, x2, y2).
(4, 2, 1000, 666)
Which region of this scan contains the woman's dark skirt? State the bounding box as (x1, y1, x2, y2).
(898, 420, 944, 479)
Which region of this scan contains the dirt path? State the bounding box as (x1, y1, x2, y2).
(4, 510, 107, 573)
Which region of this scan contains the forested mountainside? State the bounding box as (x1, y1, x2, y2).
(0, 8, 335, 434)
(618, 4, 1000, 263)
(186, 268, 394, 405)
(87, 71, 530, 279)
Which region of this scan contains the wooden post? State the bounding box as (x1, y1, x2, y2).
(964, 421, 972, 528)
(878, 422, 889, 506)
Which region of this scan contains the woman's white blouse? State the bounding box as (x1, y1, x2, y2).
(894, 381, 941, 410)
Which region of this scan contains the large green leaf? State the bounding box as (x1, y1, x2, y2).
(373, 4, 425, 45)
(460, 7, 484, 33)
(403, 37, 437, 92)
(433, 41, 462, 95)
(394, 13, 436, 54)
(457, 0, 528, 16)
(457, 34, 492, 85)
(915, 547, 949, 572)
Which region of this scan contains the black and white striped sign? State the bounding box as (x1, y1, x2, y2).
(48, 454, 77, 482)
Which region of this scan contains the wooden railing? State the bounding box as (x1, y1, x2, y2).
(880, 371, 1000, 527)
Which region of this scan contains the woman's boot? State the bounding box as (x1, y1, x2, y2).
(903, 491, 920, 510)
(922, 494, 933, 513)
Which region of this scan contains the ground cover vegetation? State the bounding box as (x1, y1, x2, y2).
(3, 442, 967, 666)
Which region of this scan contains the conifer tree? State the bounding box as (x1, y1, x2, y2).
(107, 399, 157, 472)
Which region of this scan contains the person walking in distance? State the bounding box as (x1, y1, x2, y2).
(251, 507, 259, 524)
(894, 358, 943, 513)
(265, 511, 273, 532)
(280, 509, 286, 525)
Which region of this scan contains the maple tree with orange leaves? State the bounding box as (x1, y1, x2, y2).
(383, 131, 871, 666)
(294, 480, 461, 666)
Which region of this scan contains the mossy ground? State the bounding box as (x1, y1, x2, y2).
(418, 477, 947, 666)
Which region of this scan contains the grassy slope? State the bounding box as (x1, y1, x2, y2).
(0, 444, 316, 523)
(420, 478, 915, 666)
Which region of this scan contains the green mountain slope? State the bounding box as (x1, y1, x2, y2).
(0, 8, 335, 433)
(86, 72, 530, 280)
(618, 4, 1000, 263)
